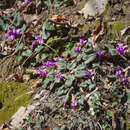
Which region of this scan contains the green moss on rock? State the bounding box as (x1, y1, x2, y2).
(0, 81, 32, 124)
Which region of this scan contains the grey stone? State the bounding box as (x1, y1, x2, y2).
(79, 0, 108, 19)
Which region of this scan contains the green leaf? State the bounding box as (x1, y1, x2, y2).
(67, 62, 76, 70)
(17, 56, 23, 62)
(76, 55, 82, 62)
(81, 52, 87, 60)
(112, 102, 118, 107)
(92, 62, 100, 68)
(70, 47, 78, 58)
(55, 60, 66, 70)
(75, 70, 86, 78)
(43, 21, 55, 31)
(77, 63, 86, 70)
(64, 0, 73, 6)
(42, 78, 50, 88)
(13, 12, 23, 27)
(79, 81, 88, 88)
(40, 53, 46, 60)
(44, 0, 51, 8)
(50, 83, 55, 90)
(15, 43, 23, 51)
(1, 51, 7, 56)
(57, 89, 64, 96)
(106, 110, 114, 117)
(54, 0, 63, 9)
(55, 78, 60, 83)
(78, 96, 84, 105)
(85, 54, 96, 64)
(65, 75, 73, 86)
(40, 30, 50, 39)
(105, 44, 117, 56)
(35, 46, 44, 53)
(89, 84, 95, 91)
(22, 50, 32, 57)
(127, 92, 130, 104)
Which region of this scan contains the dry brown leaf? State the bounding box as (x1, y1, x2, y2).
(30, 78, 42, 89)
(50, 15, 66, 22)
(45, 128, 52, 130)
(92, 21, 104, 48)
(71, 94, 75, 103)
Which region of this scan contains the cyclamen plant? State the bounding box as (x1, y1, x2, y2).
(35, 37, 128, 110)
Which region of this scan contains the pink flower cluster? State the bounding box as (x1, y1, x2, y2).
(32, 35, 44, 47)
(3, 29, 20, 41)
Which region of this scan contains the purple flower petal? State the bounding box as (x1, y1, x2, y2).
(32, 41, 36, 46)
(80, 38, 86, 45)
(115, 70, 121, 77)
(53, 57, 61, 61)
(40, 70, 47, 76)
(54, 73, 64, 79)
(8, 30, 13, 35)
(46, 61, 54, 67)
(39, 39, 44, 45)
(85, 70, 92, 76)
(16, 29, 20, 35)
(8, 35, 15, 41)
(97, 51, 103, 56)
(72, 102, 77, 107)
(35, 35, 40, 40)
(116, 46, 125, 55)
(64, 101, 67, 105)
(121, 77, 127, 82)
(94, 5, 99, 9)
(3, 34, 8, 41)
(75, 46, 81, 52)
(25, 0, 30, 4)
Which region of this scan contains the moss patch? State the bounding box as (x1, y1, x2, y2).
(0, 81, 32, 124)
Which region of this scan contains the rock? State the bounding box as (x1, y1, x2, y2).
(10, 106, 26, 128)
(33, 93, 41, 100)
(79, 0, 108, 19)
(10, 105, 36, 129)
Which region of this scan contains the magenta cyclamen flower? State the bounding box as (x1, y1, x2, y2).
(36, 68, 46, 76)
(46, 61, 54, 67)
(42, 62, 47, 68)
(3, 34, 8, 40)
(39, 39, 44, 45)
(25, 0, 30, 4)
(115, 70, 121, 77)
(54, 73, 64, 79)
(85, 70, 92, 76)
(40, 70, 47, 76)
(35, 35, 40, 40)
(94, 5, 99, 9)
(72, 102, 77, 107)
(121, 77, 127, 83)
(15, 29, 20, 35)
(12, 29, 16, 34)
(8, 30, 13, 35)
(116, 46, 125, 55)
(97, 51, 103, 56)
(64, 101, 67, 105)
(75, 46, 81, 52)
(8, 35, 15, 41)
(32, 41, 36, 46)
(53, 57, 61, 61)
(42, 61, 54, 68)
(80, 38, 86, 45)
